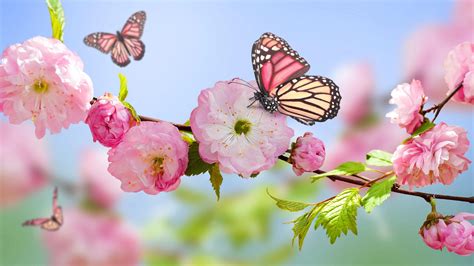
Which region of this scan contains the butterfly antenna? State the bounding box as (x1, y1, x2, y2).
(228, 78, 259, 92)
(247, 98, 257, 108)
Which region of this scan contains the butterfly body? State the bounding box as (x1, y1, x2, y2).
(22, 187, 63, 231)
(84, 11, 146, 67)
(250, 33, 341, 125)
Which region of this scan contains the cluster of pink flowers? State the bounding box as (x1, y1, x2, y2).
(80, 148, 122, 208)
(85, 93, 136, 147)
(108, 121, 188, 194)
(392, 123, 470, 188)
(190, 80, 293, 177)
(420, 212, 474, 256)
(0, 36, 93, 138)
(43, 209, 140, 265)
(0, 122, 49, 207)
(386, 79, 427, 134)
(290, 132, 325, 176)
(444, 42, 473, 104)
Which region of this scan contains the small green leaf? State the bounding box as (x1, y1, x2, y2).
(118, 73, 128, 101)
(46, 0, 65, 42)
(291, 203, 325, 250)
(366, 150, 393, 167)
(122, 101, 141, 122)
(314, 188, 361, 244)
(311, 162, 366, 182)
(267, 189, 311, 212)
(183, 119, 190, 126)
(403, 119, 435, 143)
(362, 176, 396, 213)
(209, 164, 223, 200)
(185, 142, 213, 176)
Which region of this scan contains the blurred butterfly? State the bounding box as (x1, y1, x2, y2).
(83, 11, 146, 67)
(22, 187, 63, 231)
(244, 32, 341, 125)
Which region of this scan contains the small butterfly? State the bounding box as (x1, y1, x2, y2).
(246, 32, 341, 125)
(83, 11, 146, 67)
(22, 187, 63, 231)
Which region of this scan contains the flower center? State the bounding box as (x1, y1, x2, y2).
(33, 80, 49, 94)
(234, 119, 252, 135)
(151, 156, 165, 176)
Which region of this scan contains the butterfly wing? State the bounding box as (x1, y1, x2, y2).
(111, 41, 131, 67)
(40, 220, 61, 231)
(252, 32, 310, 94)
(121, 11, 146, 39)
(275, 75, 341, 125)
(123, 38, 145, 60)
(53, 206, 63, 225)
(22, 218, 50, 227)
(83, 32, 117, 54)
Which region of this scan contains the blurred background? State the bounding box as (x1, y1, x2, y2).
(0, 0, 473, 265)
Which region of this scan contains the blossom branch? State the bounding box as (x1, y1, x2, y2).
(134, 114, 473, 204)
(422, 83, 463, 122)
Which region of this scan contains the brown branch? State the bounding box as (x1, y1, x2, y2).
(421, 83, 463, 122)
(135, 115, 473, 204)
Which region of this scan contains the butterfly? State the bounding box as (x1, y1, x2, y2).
(22, 187, 63, 231)
(247, 32, 341, 125)
(83, 11, 146, 67)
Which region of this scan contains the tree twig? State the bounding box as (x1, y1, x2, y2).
(421, 83, 463, 122)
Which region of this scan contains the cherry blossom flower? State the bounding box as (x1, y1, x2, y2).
(80, 148, 122, 208)
(290, 132, 325, 176)
(420, 212, 474, 256)
(332, 62, 374, 125)
(386, 80, 427, 134)
(444, 42, 474, 104)
(0, 36, 93, 138)
(85, 93, 136, 148)
(43, 209, 140, 265)
(392, 122, 471, 188)
(190, 80, 293, 177)
(108, 121, 188, 195)
(0, 122, 49, 207)
(403, 0, 473, 102)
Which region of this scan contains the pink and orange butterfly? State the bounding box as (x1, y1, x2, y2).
(22, 187, 63, 231)
(248, 32, 341, 125)
(83, 11, 146, 67)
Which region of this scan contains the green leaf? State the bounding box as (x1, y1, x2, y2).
(118, 73, 128, 102)
(185, 142, 213, 176)
(311, 162, 367, 182)
(291, 203, 325, 250)
(314, 188, 361, 244)
(209, 164, 223, 200)
(122, 101, 140, 122)
(361, 176, 396, 213)
(46, 0, 65, 42)
(366, 150, 393, 167)
(267, 189, 311, 212)
(403, 119, 435, 143)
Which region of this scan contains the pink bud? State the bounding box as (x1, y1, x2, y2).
(290, 132, 325, 176)
(85, 93, 136, 148)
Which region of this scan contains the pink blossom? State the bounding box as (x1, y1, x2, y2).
(290, 132, 325, 176)
(386, 80, 427, 134)
(43, 209, 140, 265)
(108, 121, 188, 194)
(190, 80, 293, 177)
(420, 218, 447, 251)
(0, 36, 93, 138)
(333, 62, 374, 125)
(420, 212, 474, 256)
(444, 42, 474, 104)
(0, 122, 49, 207)
(80, 148, 122, 208)
(443, 212, 474, 256)
(86, 93, 136, 148)
(392, 123, 471, 188)
(403, 1, 473, 102)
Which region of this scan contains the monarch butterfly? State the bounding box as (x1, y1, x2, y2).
(22, 187, 63, 231)
(83, 11, 146, 67)
(247, 32, 341, 125)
